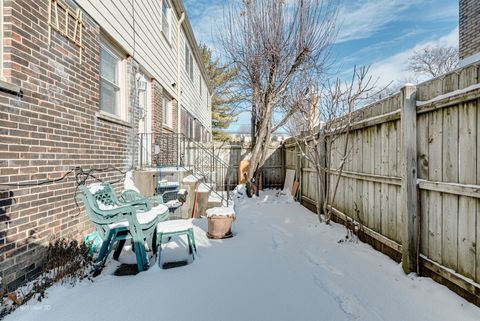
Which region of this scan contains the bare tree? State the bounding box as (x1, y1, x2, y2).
(407, 46, 459, 78)
(364, 75, 418, 104)
(220, 0, 337, 196)
(287, 66, 378, 223)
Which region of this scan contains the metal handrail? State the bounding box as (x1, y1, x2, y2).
(137, 132, 235, 206)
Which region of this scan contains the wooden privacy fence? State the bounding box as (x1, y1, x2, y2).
(284, 62, 480, 304)
(201, 141, 285, 189)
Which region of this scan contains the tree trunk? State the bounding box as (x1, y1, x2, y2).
(246, 104, 273, 196)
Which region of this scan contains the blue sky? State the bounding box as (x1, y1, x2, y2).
(184, 0, 459, 132)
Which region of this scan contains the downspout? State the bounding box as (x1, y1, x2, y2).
(177, 12, 185, 166)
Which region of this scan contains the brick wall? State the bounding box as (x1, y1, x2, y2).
(459, 0, 480, 60)
(151, 80, 163, 136)
(0, 0, 139, 292)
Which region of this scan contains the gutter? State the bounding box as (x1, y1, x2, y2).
(172, 0, 212, 94)
(177, 11, 185, 164)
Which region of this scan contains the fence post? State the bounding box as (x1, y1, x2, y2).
(400, 84, 418, 274)
(318, 129, 326, 212)
(295, 143, 302, 201)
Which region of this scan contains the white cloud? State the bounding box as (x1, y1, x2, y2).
(184, 0, 227, 54)
(368, 27, 459, 87)
(336, 0, 421, 43)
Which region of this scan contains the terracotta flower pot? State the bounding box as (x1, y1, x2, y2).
(207, 215, 235, 239)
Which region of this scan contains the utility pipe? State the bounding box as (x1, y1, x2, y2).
(176, 12, 185, 167)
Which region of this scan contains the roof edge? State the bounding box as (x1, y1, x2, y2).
(172, 0, 213, 94)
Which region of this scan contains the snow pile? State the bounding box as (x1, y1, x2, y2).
(206, 206, 236, 218)
(183, 175, 200, 183)
(157, 219, 193, 233)
(107, 204, 169, 229)
(7, 190, 480, 321)
(165, 200, 182, 208)
(256, 189, 294, 205)
(197, 183, 211, 193)
(208, 193, 222, 202)
(123, 171, 140, 193)
(158, 166, 188, 172)
(232, 184, 246, 201)
(97, 202, 118, 211)
(87, 183, 104, 194)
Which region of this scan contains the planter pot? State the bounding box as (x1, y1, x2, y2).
(207, 215, 235, 239)
(206, 207, 236, 239)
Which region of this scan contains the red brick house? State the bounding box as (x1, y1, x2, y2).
(0, 0, 211, 292)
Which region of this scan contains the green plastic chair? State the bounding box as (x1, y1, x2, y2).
(79, 183, 163, 272)
(121, 189, 197, 264)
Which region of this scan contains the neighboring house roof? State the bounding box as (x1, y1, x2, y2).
(172, 0, 212, 94)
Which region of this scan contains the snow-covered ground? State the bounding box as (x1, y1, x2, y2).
(7, 190, 480, 321)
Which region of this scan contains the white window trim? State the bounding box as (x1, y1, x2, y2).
(185, 42, 194, 82)
(185, 43, 190, 75)
(189, 54, 193, 81)
(99, 36, 128, 121)
(162, 96, 173, 128)
(161, 0, 171, 43)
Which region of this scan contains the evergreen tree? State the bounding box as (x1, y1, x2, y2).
(199, 43, 239, 141)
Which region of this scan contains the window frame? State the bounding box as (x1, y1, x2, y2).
(199, 74, 202, 96)
(99, 37, 127, 120)
(185, 43, 190, 76)
(162, 95, 173, 128)
(161, 0, 170, 42)
(186, 113, 195, 139)
(189, 54, 193, 81)
(185, 42, 194, 82)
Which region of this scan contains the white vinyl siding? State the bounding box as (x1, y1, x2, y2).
(77, 0, 178, 99)
(77, 0, 212, 133)
(181, 34, 211, 132)
(99, 41, 125, 119)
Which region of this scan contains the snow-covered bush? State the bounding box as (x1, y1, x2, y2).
(0, 238, 93, 318)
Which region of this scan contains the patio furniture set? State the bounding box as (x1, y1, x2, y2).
(79, 180, 197, 273)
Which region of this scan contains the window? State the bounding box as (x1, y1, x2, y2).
(189, 55, 193, 80)
(161, 0, 170, 41)
(162, 96, 172, 127)
(99, 40, 125, 118)
(185, 43, 189, 74)
(187, 114, 194, 139)
(184, 43, 193, 81)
